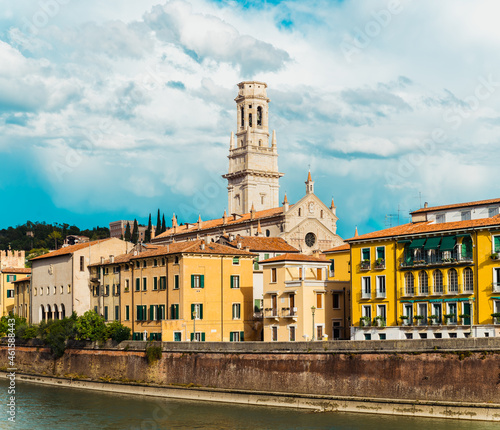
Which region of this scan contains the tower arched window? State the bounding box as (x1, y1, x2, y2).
(405, 272, 414, 296)
(448, 268, 458, 293)
(257, 106, 262, 126)
(463, 267, 473, 292)
(241, 107, 244, 128)
(249, 113, 252, 127)
(419, 271, 428, 295)
(433, 270, 443, 294)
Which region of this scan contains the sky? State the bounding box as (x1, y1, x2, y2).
(1, 0, 500, 239)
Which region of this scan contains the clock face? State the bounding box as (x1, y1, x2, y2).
(305, 232, 316, 247)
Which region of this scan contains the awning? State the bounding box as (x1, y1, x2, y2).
(429, 299, 443, 303)
(424, 237, 441, 250)
(398, 239, 412, 244)
(264, 291, 279, 295)
(400, 300, 415, 303)
(439, 236, 456, 251)
(456, 233, 471, 238)
(444, 297, 473, 302)
(409, 238, 426, 249)
(491, 297, 500, 300)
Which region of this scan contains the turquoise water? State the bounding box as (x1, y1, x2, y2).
(0, 378, 497, 429)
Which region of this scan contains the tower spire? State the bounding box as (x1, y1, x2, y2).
(305, 170, 314, 194)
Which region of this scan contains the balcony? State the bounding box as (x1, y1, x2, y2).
(359, 261, 371, 271)
(400, 287, 415, 298)
(399, 252, 473, 269)
(282, 307, 298, 318)
(374, 259, 385, 270)
(264, 308, 279, 319)
(493, 282, 500, 293)
(376, 288, 386, 299)
(361, 289, 372, 299)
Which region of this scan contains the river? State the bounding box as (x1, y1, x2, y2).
(0, 378, 496, 429)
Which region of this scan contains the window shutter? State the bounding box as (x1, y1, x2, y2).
(174, 276, 179, 289)
(170, 304, 174, 319)
(136, 278, 140, 291)
(154, 277, 158, 290)
(201, 333, 205, 342)
(149, 305, 154, 320)
(264, 253, 269, 260)
(494, 236, 500, 252)
(126, 306, 129, 320)
(230, 332, 233, 342)
(191, 304, 195, 319)
(199, 304, 203, 320)
(200, 275, 204, 288)
(191, 275, 195, 288)
(230, 276, 234, 289)
(240, 331, 244, 341)
(190, 333, 194, 341)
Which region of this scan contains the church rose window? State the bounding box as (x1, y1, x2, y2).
(305, 232, 316, 247)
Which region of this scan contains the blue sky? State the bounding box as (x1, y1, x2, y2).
(1, 0, 500, 239)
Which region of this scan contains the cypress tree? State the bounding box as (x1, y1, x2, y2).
(145, 213, 152, 242)
(124, 222, 131, 242)
(156, 209, 161, 235)
(161, 215, 166, 233)
(131, 219, 139, 244)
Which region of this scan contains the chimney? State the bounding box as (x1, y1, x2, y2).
(424, 202, 428, 208)
(250, 203, 255, 219)
(282, 193, 289, 212)
(201, 240, 205, 250)
(110, 255, 114, 264)
(237, 242, 242, 249)
(100, 257, 104, 264)
(222, 210, 227, 225)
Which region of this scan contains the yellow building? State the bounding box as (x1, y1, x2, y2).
(347, 198, 500, 340)
(13, 276, 31, 323)
(91, 240, 256, 342)
(260, 253, 349, 341)
(0, 267, 31, 316)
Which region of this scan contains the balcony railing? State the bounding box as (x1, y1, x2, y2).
(374, 260, 385, 270)
(493, 282, 500, 293)
(282, 307, 297, 317)
(264, 308, 278, 318)
(360, 261, 371, 271)
(400, 287, 415, 297)
(361, 290, 372, 299)
(399, 252, 473, 269)
(376, 289, 386, 299)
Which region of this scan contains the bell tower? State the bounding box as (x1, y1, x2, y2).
(223, 81, 283, 214)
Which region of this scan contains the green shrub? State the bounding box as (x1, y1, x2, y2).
(75, 310, 106, 342)
(106, 321, 131, 343)
(21, 325, 39, 340)
(145, 345, 162, 365)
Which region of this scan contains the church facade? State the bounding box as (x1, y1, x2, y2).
(152, 81, 344, 253)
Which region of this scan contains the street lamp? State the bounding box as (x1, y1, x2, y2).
(468, 297, 474, 338)
(311, 306, 316, 341)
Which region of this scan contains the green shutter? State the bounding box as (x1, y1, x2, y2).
(170, 304, 174, 319)
(230, 276, 234, 289)
(264, 253, 269, 260)
(230, 332, 234, 342)
(362, 248, 370, 260)
(136, 278, 140, 291)
(254, 257, 259, 270)
(330, 260, 335, 271)
(176, 305, 179, 320)
(191, 304, 195, 319)
(154, 277, 158, 290)
(149, 305, 154, 320)
(136, 305, 141, 321)
(115, 306, 119, 320)
(174, 275, 179, 289)
(126, 306, 129, 320)
(376, 247, 385, 260)
(201, 333, 205, 342)
(191, 275, 195, 288)
(190, 333, 194, 341)
(494, 236, 500, 252)
(104, 307, 108, 320)
(200, 275, 204, 289)
(199, 304, 203, 320)
(240, 331, 244, 341)
(143, 278, 147, 290)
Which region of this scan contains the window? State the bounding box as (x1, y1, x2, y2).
(136, 305, 147, 321)
(332, 293, 340, 309)
(332, 320, 342, 340)
(40, 287, 43, 296)
(104, 306, 108, 321)
(493, 235, 500, 253)
(449, 333, 457, 338)
(68, 284, 71, 294)
(433, 303, 442, 323)
(160, 276, 167, 290)
(230, 275, 240, 289)
(191, 303, 203, 320)
(153, 259, 158, 267)
(173, 275, 179, 290)
(80, 256, 84, 271)
(240, 106, 244, 128)
(405, 333, 413, 339)
(433, 270, 443, 294)
(7, 290, 14, 298)
(143, 260, 147, 268)
(376, 246, 385, 260)
(191, 332, 205, 342)
(447, 302, 458, 323)
(316, 293, 323, 309)
(448, 268, 458, 293)
(125, 306, 130, 321)
(53, 286, 57, 295)
(419, 271, 428, 295)
(271, 326, 278, 341)
(191, 274, 204, 289)
(436, 214, 445, 224)
(364, 333, 371, 340)
(461, 211, 471, 221)
(135, 278, 140, 291)
(271, 268, 277, 283)
(174, 256, 179, 264)
(142, 277, 147, 291)
(404, 304, 413, 321)
(362, 305, 371, 319)
(135, 261, 140, 269)
(377, 304, 386, 321)
(153, 277, 158, 291)
(434, 332, 442, 339)
(232, 257, 240, 265)
(489, 207, 499, 217)
(105, 267, 109, 275)
(376, 276, 386, 298)
(329, 259, 335, 277)
(115, 306, 119, 321)
(248, 112, 252, 127)
(418, 303, 427, 323)
(149, 305, 157, 321)
(232, 303, 241, 319)
(361, 248, 370, 261)
(161, 258, 166, 266)
(316, 268, 323, 280)
(362, 276, 371, 299)
(404, 272, 414, 296)
(170, 304, 180, 320)
(47, 287, 50, 295)
(289, 326, 296, 341)
(257, 106, 262, 126)
(174, 332, 182, 342)
(230, 331, 244, 342)
(379, 333, 386, 340)
(298, 208, 301, 217)
(158, 305, 166, 320)
(264, 253, 270, 260)
(316, 325, 324, 340)
(463, 267, 474, 292)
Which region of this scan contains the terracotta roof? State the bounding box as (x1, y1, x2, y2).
(411, 197, 500, 214)
(260, 253, 329, 264)
(346, 214, 500, 242)
(2, 267, 31, 274)
(30, 239, 113, 261)
(228, 236, 299, 252)
(324, 243, 350, 253)
(153, 206, 285, 240)
(12, 276, 31, 283)
(88, 253, 134, 267)
(129, 240, 255, 260)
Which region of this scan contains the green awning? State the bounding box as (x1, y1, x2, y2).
(409, 238, 426, 249)
(439, 236, 456, 251)
(429, 299, 443, 303)
(456, 233, 471, 238)
(424, 237, 441, 250)
(491, 297, 500, 300)
(398, 239, 412, 244)
(444, 298, 473, 302)
(400, 300, 415, 303)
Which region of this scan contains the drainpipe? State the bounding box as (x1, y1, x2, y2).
(131, 262, 135, 337)
(393, 238, 398, 327)
(221, 255, 224, 341)
(474, 229, 479, 331)
(165, 255, 169, 335)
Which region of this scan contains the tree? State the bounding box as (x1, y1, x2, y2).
(124, 222, 131, 242)
(47, 231, 63, 250)
(156, 209, 161, 235)
(105, 321, 131, 343)
(75, 310, 106, 342)
(161, 215, 166, 233)
(131, 219, 139, 244)
(145, 213, 152, 243)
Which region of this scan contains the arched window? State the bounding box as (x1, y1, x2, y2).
(463, 267, 474, 292)
(320, 210, 323, 219)
(258, 140, 262, 147)
(54, 304, 59, 320)
(46, 304, 52, 320)
(249, 113, 252, 127)
(405, 272, 414, 296)
(257, 106, 262, 126)
(433, 270, 443, 294)
(419, 271, 428, 295)
(298, 208, 302, 217)
(61, 304, 66, 318)
(40, 305, 45, 321)
(448, 268, 458, 293)
(240, 107, 244, 128)
(266, 229, 271, 237)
